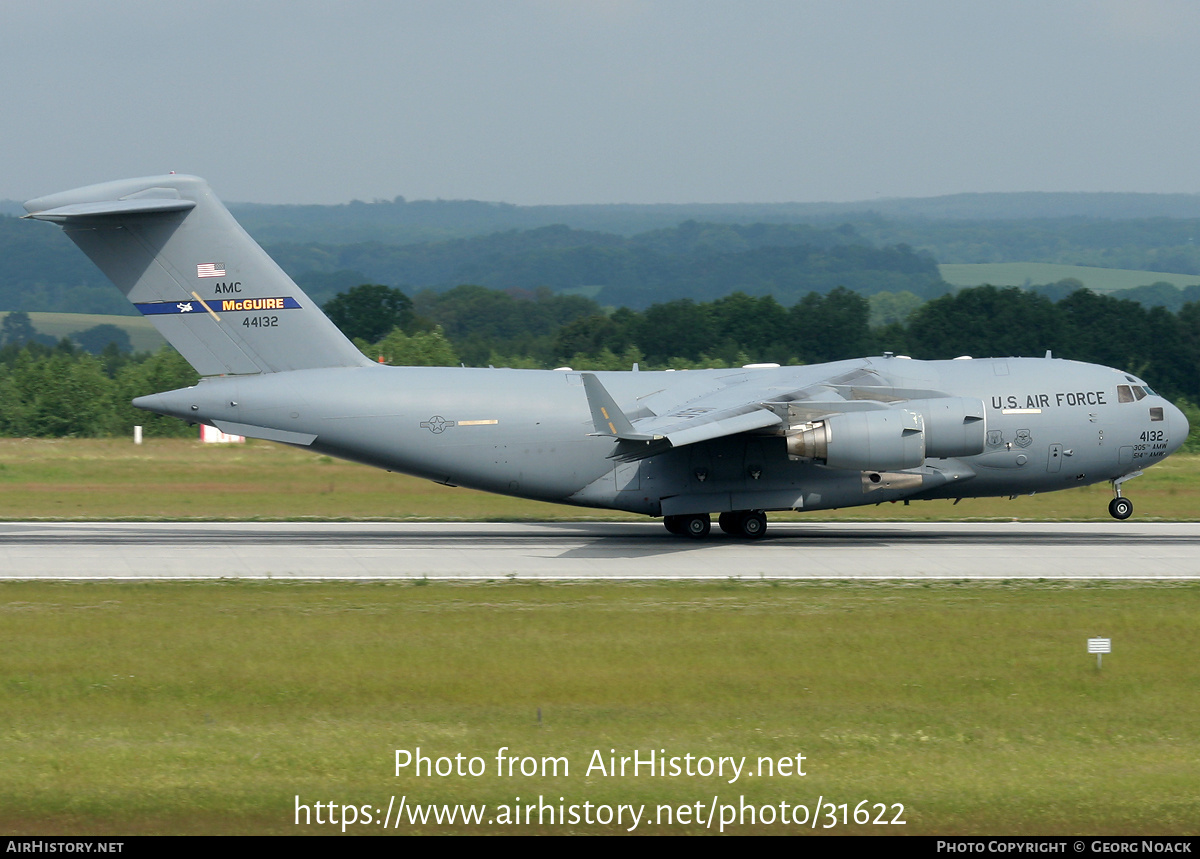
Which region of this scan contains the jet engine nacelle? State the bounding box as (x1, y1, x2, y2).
(786, 409, 926, 471)
(905, 397, 986, 458)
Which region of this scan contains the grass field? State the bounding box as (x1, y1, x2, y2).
(939, 262, 1200, 293)
(1, 439, 1197, 835)
(0, 579, 1196, 835)
(0, 437, 1196, 521)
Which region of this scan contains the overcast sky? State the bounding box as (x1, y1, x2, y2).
(4, 0, 1200, 205)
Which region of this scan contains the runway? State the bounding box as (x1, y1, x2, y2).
(0, 521, 1197, 579)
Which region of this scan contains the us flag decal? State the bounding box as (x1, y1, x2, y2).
(197, 262, 226, 278)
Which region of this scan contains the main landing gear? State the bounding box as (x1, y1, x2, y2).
(1108, 471, 1142, 520)
(720, 511, 767, 539)
(664, 511, 767, 539)
(664, 513, 710, 538)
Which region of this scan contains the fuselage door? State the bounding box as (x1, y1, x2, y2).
(1047, 443, 1063, 473)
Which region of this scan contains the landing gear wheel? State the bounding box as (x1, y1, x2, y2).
(718, 512, 743, 535)
(1109, 497, 1133, 520)
(682, 513, 711, 539)
(663, 515, 686, 535)
(738, 511, 767, 539)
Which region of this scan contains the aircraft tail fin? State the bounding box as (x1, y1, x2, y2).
(24, 175, 369, 376)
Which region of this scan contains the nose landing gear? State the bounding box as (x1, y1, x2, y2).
(1109, 471, 1142, 520)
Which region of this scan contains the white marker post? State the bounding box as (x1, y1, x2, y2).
(133, 425, 142, 445)
(1088, 637, 1111, 669)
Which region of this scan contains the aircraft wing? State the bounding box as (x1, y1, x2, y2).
(581, 371, 896, 456)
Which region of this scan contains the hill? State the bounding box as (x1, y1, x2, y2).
(225, 191, 1200, 244)
(7, 188, 1200, 315)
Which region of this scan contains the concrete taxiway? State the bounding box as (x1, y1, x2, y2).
(0, 521, 1196, 579)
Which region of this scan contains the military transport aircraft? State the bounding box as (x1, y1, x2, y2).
(23, 175, 1189, 538)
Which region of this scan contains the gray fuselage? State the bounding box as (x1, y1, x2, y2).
(136, 355, 1188, 518)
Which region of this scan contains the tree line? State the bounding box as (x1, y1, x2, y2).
(0, 283, 1196, 450)
(0, 340, 198, 438)
(328, 282, 1200, 403)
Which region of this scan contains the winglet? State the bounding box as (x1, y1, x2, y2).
(581, 373, 654, 440)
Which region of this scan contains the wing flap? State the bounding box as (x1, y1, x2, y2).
(582, 372, 782, 448)
(642, 405, 783, 446)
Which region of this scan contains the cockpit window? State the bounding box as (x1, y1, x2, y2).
(1123, 375, 1158, 396)
(1117, 385, 1134, 403)
(1150, 407, 1164, 422)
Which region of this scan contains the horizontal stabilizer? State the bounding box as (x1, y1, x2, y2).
(24, 198, 196, 222)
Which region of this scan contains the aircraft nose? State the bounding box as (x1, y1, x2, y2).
(1166, 401, 1190, 454)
